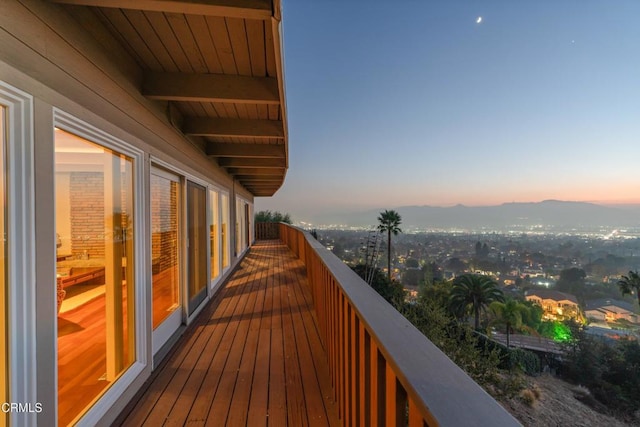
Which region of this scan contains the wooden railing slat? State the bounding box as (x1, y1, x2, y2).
(350, 308, 358, 427)
(385, 363, 396, 427)
(359, 322, 368, 427)
(409, 398, 425, 427)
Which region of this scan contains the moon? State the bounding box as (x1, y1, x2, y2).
(476, 16, 482, 24)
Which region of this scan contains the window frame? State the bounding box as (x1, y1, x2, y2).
(52, 108, 148, 426)
(0, 80, 37, 427)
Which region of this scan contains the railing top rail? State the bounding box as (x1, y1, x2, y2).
(283, 224, 520, 427)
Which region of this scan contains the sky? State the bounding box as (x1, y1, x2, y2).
(256, 0, 640, 222)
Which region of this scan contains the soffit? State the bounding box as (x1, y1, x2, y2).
(52, 0, 288, 196)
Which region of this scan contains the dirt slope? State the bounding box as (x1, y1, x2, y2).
(499, 375, 634, 427)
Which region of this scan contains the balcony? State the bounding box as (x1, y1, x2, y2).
(120, 224, 519, 426)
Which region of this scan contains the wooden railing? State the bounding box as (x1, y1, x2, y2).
(254, 222, 280, 240)
(274, 223, 520, 427)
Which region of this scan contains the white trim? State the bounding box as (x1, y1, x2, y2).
(74, 362, 146, 427)
(1, 80, 37, 427)
(52, 109, 149, 424)
(54, 110, 143, 161)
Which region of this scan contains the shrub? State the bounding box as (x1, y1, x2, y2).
(520, 389, 538, 407)
(531, 385, 541, 399)
(254, 210, 292, 224)
(474, 333, 541, 376)
(508, 348, 540, 376)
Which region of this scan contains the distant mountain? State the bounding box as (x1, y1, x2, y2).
(308, 200, 640, 230)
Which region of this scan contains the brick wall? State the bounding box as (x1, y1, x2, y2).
(70, 172, 105, 258)
(69, 170, 133, 259)
(151, 176, 178, 273)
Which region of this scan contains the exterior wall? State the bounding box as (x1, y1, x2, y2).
(0, 1, 257, 424)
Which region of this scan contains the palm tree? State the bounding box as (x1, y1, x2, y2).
(490, 299, 527, 348)
(377, 210, 402, 282)
(618, 270, 640, 307)
(450, 273, 504, 329)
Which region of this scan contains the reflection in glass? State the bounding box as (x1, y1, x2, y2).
(55, 128, 135, 426)
(187, 182, 207, 314)
(221, 194, 229, 269)
(236, 199, 247, 254)
(151, 174, 180, 328)
(209, 190, 219, 281)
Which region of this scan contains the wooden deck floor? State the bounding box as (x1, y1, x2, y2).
(120, 240, 339, 426)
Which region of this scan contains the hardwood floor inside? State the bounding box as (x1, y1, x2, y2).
(57, 268, 178, 426)
(120, 240, 339, 427)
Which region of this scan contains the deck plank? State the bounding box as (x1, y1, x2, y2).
(280, 247, 309, 427)
(120, 241, 338, 427)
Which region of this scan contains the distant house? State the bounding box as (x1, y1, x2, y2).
(585, 299, 639, 324)
(500, 275, 519, 287)
(525, 289, 581, 321)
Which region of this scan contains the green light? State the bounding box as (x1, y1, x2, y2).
(551, 322, 571, 342)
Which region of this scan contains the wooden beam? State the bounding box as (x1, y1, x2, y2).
(234, 174, 282, 180)
(184, 117, 283, 138)
(143, 72, 279, 104)
(206, 142, 285, 158)
(244, 184, 280, 189)
(239, 181, 282, 186)
(238, 175, 281, 180)
(240, 183, 282, 188)
(227, 167, 284, 175)
(250, 186, 277, 191)
(50, 0, 273, 20)
(218, 157, 285, 168)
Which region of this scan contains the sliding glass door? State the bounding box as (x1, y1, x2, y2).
(151, 169, 182, 354)
(209, 189, 220, 287)
(186, 181, 207, 315)
(55, 128, 136, 426)
(221, 194, 230, 271)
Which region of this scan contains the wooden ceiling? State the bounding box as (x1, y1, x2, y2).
(51, 0, 288, 197)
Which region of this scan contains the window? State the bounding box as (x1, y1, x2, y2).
(55, 128, 136, 425)
(186, 181, 207, 315)
(209, 189, 220, 282)
(0, 81, 35, 427)
(235, 198, 248, 254)
(221, 193, 230, 270)
(151, 172, 180, 329)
